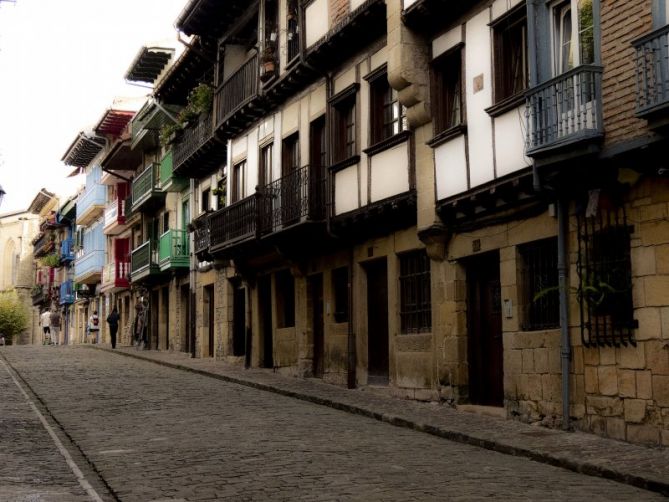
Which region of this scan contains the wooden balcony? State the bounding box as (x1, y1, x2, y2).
(214, 54, 261, 136)
(192, 214, 211, 261)
(60, 238, 75, 263)
(131, 164, 165, 214)
(103, 197, 128, 235)
(159, 150, 188, 192)
(130, 239, 161, 283)
(634, 25, 669, 127)
(33, 234, 55, 258)
(526, 65, 604, 158)
(158, 229, 189, 272)
(102, 261, 130, 291)
(74, 249, 104, 284)
(76, 184, 106, 226)
(59, 280, 75, 305)
(172, 108, 227, 179)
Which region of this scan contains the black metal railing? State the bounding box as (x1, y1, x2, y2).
(209, 195, 258, 250)
(577, 201, 636, 347)
(131, 239, 157, 277)
(260, 165, 326, 234)
(173, 108, 215, 170)
(215, 54, 259, 126)
(193, 215, 211, 256)
(634, 24, 669, 115)
(526, 65, 603, 153)
(520, 238, 560, 331)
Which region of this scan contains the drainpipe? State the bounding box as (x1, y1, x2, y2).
(557, 197, 571, 430)
(189, 178, 197, 358)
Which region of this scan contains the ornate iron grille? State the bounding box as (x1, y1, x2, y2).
(577, 202, 636, 347)
(399, 250, 432, 334)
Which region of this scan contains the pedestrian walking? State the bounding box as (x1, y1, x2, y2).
(106, 306, 120, 349)
(50, 309, 62, 345)
(88, 310, 100, 344)
(40, 309, 51, 345)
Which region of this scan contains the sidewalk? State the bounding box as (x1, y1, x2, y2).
(94, 345, 669, 496)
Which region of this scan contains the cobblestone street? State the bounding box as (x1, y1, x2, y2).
(0, 346, 665, 501)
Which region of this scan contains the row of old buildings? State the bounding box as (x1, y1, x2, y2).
(25, 0, 669, 447)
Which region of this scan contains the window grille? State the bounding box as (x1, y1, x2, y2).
(399, 250, 432, 334)
(577, 202, 636, 347)
(520, 238, 559, 330)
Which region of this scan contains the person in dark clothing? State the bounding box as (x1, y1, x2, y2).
(106, 307, 120, 349)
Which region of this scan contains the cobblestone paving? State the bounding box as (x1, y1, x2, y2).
(0, 356, 91, 501)
(1, 346, 664, 501)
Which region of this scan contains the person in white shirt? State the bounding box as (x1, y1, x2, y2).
(39, 309, 51, 345)
(88, 310, 100, 344)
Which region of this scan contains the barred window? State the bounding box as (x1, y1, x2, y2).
(520, 238, 559, 330)
(578, 203, 636, 347)
(399, 250, 432, 334)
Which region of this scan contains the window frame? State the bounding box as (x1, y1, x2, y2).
(329, 84, 359, 168)
(430, 44, 464, 140)
(232, 160, 247, 203)
(491, 4, 529, 107)
(519, 237, 560, 331)
(366, 65, 407, 147)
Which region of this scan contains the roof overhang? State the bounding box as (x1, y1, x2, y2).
(100, 138, 142, 172)
(176, 0, 251, 38)
(125, 46, 175, 84)
(27, 189, 56, 214)
(94, 109, 136, 137)
(154, 39, 214, 105)
(61, 132, 105, 168)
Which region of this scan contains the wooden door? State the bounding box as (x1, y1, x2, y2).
(467, 252, 504, 406)
(204, 285, 215, 357)
(366, 259, 389, 384)
(232, 284, 246, 356)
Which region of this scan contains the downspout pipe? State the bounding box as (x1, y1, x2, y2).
(557, 197, 571, 430)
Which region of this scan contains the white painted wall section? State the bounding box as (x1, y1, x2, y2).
(465, 9, 495, 189)
(370, 142, 410, 203)
(334, 164, 360, 215)
(435, 135, 468, 200)
(491, 0, 524, 21)
(494, 106, 531, 178)
(432, 25, 462, 59)
(231, 136, 248, 163)
(306, 0, 328, 48)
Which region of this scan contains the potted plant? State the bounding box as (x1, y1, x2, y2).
(260, 42, 277, 81)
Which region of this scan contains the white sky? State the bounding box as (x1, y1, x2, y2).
(0, 0, 187, 214)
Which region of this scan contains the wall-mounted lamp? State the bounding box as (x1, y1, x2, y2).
(0, 184, 5, 208)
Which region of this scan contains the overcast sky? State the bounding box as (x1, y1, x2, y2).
(0, 0, 187, 214)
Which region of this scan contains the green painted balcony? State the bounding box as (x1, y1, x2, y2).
(131, 163, 165, 214)
(130, 239, 161, 282)
(158, 229, 190, 272)
(159, 150, 188, 192)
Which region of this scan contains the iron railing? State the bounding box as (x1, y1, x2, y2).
(520, 238, 559, 331)
(173, 109, 215, 171)
(158, 229, 189, 269)
(131, 239, 158, 277)
(193, 215, 211, 256)
(634, 24, 669, 115)
(260, 165, 326, 234)
(215, 54, 259, 126)
(287, 16, 300, 63)
(526, 65, 603, 153)
(398, 250, 432, 334)
(577, 202, 636, 347)
(209, 195, 258, 251)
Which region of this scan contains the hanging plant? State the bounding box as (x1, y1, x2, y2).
(40, 253, 61, 268)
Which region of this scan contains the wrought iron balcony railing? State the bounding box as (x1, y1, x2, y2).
(173, 109, 215, 174)
(193, 214, 211, 256)
(260, 165, 326, 234)
(634, 24, 669, 116)
(158, 229, 189, 270)
(526, 65, 603, 154)
(209, 195, 258, 252)
(215, 54, 259, 127)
